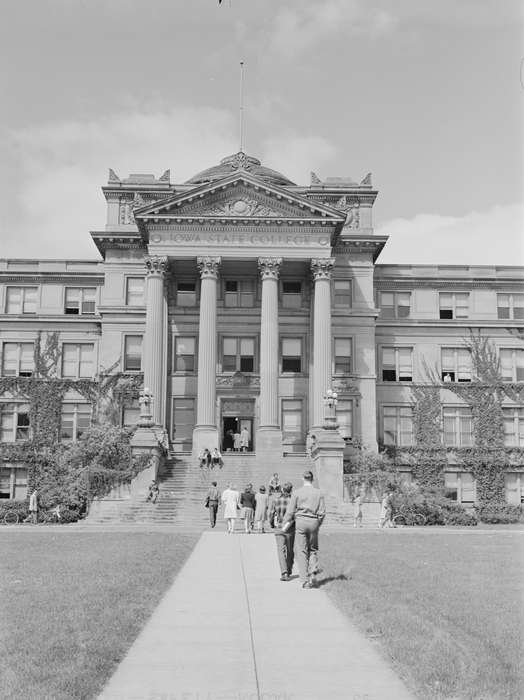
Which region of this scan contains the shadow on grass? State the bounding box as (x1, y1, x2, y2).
(315, 573, 349, 587)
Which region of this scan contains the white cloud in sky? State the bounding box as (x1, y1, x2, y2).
(376, 203, 524, 265)
(268, 0, 397, 57)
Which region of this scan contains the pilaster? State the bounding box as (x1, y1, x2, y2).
(311, 258, 335, 429)
(143, 255, 168, 426)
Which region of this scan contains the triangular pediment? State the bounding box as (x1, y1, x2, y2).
(133, 172, 346, 225)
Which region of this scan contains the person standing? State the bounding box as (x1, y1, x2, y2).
(240, 483, 256, 533)
(254, 485, 268, 533)
(269, 482, 295, 581)
(240, 426, 250, 452)
(284, 470, 325, 589)
(353, 491, 363, 528)
(221, 483, 240, 533)
(379, 492, 393, 529)
(233, 431, 241, 452)
(206, 481, 221, 528)
(29, 489, 38, 524)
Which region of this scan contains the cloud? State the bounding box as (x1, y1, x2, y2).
(376, 203, 524, 265)
(268, 0, 397, 57)
(262, 134, 336, 185)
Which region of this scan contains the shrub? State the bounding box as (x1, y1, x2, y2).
(391, 484, 477, 526)
(443, 505, 478, 526)
(475, 504, 523, 524)
(0, 500, 29, 522)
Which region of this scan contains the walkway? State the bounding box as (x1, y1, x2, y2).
(99, 531, 415, 700)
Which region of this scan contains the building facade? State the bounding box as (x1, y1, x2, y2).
(1, 152, 523, 505)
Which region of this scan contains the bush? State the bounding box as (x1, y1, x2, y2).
(443, 505, 478, 526)
(475, 504, 523, 524)
(0, 500, 29, 522)
(391, 485, 477, 526)
(39, 507, 81, 524)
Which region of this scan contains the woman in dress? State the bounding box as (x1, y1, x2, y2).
(240, 426, 250, 452)
(233, 431, 241, 452)
(254, 485, 269, 533)
(240, 483, 256, 533)
(353, 491, 363, 528)
(221, 483, 240, 534)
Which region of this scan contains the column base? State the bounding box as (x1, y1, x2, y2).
(192, 425, 219, 459)
(256, 428, 283, 461)
(311, 428, 345, 500)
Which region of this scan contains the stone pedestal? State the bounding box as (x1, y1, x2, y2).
(311, 428, 345, 500)
(256, 257, 283, 456)
(193, 256, 220, 457)
(130, 426, 164, 498)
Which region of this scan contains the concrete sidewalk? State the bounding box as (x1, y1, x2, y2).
(99, 531, 415, 700)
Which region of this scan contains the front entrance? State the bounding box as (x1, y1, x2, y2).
(222, 417, 254, 453)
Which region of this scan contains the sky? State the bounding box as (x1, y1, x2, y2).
(0, 0, 523, 264)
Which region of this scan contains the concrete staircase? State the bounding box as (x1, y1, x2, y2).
(86, 451, 381, 529)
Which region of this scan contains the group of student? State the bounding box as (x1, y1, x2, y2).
(197, 448, 224, 469)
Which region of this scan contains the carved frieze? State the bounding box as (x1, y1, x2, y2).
(311, 258, 335, 281)
(332, 379, 360, 394)
(144, 255, 168, 277)
(334, 195, 360, 229)
(197, 256, 221, 279)
(258, 257, 282, 280)
(217, 373, 260, 388)
(221, 398, 256, 414)
(207, 197, 278, 217)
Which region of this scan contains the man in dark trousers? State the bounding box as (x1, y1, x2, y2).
(206, 481, 220, 528)
(269, 482, 295, 581)
(284, 470, 325, 589)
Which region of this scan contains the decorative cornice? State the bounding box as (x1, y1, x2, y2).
(258, 257, 282, 280)
(0, 275, 104, 285)
(144, 255, 168, 277)
(197, 256, 221, 279)
(311, 258, 335, 281)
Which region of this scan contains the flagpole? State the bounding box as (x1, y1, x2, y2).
(239, 61, 244, 152)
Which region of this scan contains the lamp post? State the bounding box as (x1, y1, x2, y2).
(323, 389, 339, 431)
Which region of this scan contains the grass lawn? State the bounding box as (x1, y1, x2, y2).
(321, 530, 524, 700)
(0, 529, 198, 700)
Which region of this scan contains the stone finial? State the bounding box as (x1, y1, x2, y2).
(360, 172, 372, 186)
(132, 192, 146, 209)
(311, 258, 335, 281)
(144, 256, 168, 277)
(258, 257, 282, 280)
(197, 256, 221, 279)
(311, 171, 321, 184)
(108, 168, 121, 183)
(159, 169, 170, 182)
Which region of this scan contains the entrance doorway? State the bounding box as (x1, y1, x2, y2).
(222, 417, 254, 453)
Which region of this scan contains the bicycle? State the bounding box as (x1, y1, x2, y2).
(392, 508, 427, 527)
(3, 510, 20, 525)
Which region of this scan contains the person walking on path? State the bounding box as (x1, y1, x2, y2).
(240, 426, 250, 452)
(254, 485, 268, 533)
(206, 481, 221, 528)
(29, 489, 38, 524)
(269, 482, 295, 581)
(146, 480, 159, 504)
(353, 491, 363, 528)
(378, 492, 393, 528)
(240, 483, 256, 533)
(284, 470, 325, 589)
(221, 483, 240, 533)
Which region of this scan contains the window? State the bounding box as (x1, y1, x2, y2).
(504, 473, 524, 505)
(443, 407, 473, 447)
(439, 292, 469, 319)
(60, 403, 92, 441)
(176, 281, 197, 306)
(334, 338, 352, 374)
(281, 281, 302, 309)
(281, 338, 302, 373)
(122, 399, 140, 427)
(61, 343, 94, 378)
(379, 292, 411, 319)
(123, 336, 142, 372)
(173, 398, 195, 444)
(381, 347, 413, 382)
(500, 349, 524, 381)
(441, 348, 472, 382)
(126, 277, 145, 306)
(503, 408, 524, 447)
(497, 293, 524, 320)
(444, 472, 476, 504)
(337, 399, 353, 440)
(0, 465, 27, 501)
(224, 279, 255, 307)
(383, 406, 413, 446)
(5, 287, 37, 314)
(64, 287, 96, 315)
(334, 279, 352, 307)
(222, 337, 255, 373)
(0, 403, 31, 442)
(2, 343, 34, 377)
(175, 337, 196, 372)
(282, 400, 303, 442)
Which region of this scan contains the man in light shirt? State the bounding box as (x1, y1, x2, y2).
(284, 470, 325, 589)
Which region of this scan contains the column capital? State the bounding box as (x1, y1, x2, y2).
(144, 255, 168, 277)
(311, 258, 335, 281)
(197, 256, 221, 279)
(258, 257, 282, 280)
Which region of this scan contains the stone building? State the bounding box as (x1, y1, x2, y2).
(1, 152, 523, 506)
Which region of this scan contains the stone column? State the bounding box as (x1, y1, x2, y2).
(193, 256, 221, 456)
(311, 258, 335, 429)
(143, 256, 167, 426)
(257, 257, 282, 457)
